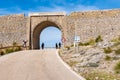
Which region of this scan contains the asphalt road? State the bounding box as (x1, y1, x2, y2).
(0, 49, 85, 80)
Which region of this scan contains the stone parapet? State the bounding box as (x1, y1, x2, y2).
(29, 12, 66, 17)
(70, 9, 120, 18)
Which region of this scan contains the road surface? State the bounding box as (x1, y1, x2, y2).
(0, 49, 85, 80)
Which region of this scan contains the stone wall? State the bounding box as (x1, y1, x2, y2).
(0, 9, 120, 48)
(66, 9, 120, 43)
(0, 14, 27, 47)
(70, 9, 120, 18)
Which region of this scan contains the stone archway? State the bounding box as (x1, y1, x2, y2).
(32, 21, 63, 49)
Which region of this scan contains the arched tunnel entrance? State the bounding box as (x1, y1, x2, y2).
(32, 21, 63, 49)
(40, 27, 61, 48)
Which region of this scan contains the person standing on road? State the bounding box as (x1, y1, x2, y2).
(55, 43, 58, 49)
(23, 40, 28, 50)
(59, 42, 61, 49)
(41, 43, 44, 50)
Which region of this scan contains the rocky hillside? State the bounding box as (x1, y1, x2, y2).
(60, 35, 120, 80)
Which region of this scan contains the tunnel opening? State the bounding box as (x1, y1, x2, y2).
(33, 21, 62, 49)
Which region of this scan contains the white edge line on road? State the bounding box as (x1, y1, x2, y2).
(56, 50, 86, 80)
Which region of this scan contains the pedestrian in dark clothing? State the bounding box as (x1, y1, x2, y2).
(59, 42, 61, 49)
(55, 43, 58, 49)
(23, 40, 28, 49)
(41, 43, 44, 50)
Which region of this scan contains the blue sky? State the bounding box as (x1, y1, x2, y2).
(1, 0, 120, 47)
(40, 27, 61, 48)
(0, 0, 120, 15)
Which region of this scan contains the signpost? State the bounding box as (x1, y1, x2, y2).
(61, 37, 66, 43)
(74, 36, 80, 53)
(61, 36, 66, 48)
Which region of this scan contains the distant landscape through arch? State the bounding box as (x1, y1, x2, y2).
(40, 26, 62, 48)
(32, 21, 63, 49)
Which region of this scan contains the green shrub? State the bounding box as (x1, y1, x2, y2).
(88, 63, 99, 67)
(113, 41, 120, 47)
(65, 46, 70, 50)
(111, 37, 119, 42)
(111, 36, 120, 47)
(115, 49, 120, 55)
(78, 42, 84, 46)
(0, 50, 5, 55)
(78, 42, 87, 46)
(1, 47, 22, 55)
(83, 42, 90, 46)
(79, 39, 96, 46)
(103, 47, 112, 54)
(88, 39, 96, 45)
(111, 36, 120, 42)
(82, 71, 120, 80)
(113, 56, 120, 60)
(5, 48, 14, 53)
(15, 47, 22, 51)
(114, 61, 120, 74)
(118, 36, 120, 41)
(95, 35, 103, 43)
(70, 44, 74, 47)
(13, 42, 18, 46)
(14, 47, 22, 51)
(105, 55, 111, 61)
(67, 61, 78, 67)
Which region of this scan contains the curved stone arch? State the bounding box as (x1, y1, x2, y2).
(32, 20, 63, 49)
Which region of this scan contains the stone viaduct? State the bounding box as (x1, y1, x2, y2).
(0, 9, 120, 49)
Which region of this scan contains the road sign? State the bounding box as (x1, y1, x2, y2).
(74, 36, 80, 42)
(61, 37, 66, 43)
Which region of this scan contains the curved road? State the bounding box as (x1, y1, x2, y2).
(0, 49, 85, 80)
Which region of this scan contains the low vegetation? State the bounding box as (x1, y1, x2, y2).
(64, 46, 70, 50)
(113, 56, 120, 60)
(0, 47, 22, 55)
(95, 35, 103, 43)
(114, 61, 120, 74)
(115, 48, 120, 55)
(5, 48, 14, 54)
(111, 36, 120, 47)
(88, 63, 99, 67)
(103, 47, 112, 54)
(78, 39, 96, 46)
(67, 61, 79, 67)
(61, 35, 120, 80)
(81, 71, 120, 80)
(0, 42, 22, 56)
(105, 55, 111, 61)
(78, 35, 103, 46)
(0, 50, 5, 55)
(13, 41, 18, 46)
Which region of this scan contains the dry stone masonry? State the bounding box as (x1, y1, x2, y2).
(0, 14, 27, 47)
(0, 9, 120, 49)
